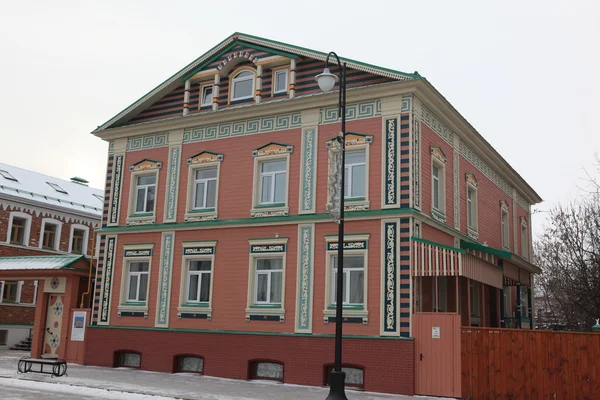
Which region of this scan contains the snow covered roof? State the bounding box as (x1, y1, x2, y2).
(0, 255, 88, 271)
(0, 163, 103, 218)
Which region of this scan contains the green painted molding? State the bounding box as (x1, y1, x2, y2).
(460, 239, 512, 259)
(96, 208, 416, 234)
(88, 324, 414, 340)
(411, 237, 466, 254)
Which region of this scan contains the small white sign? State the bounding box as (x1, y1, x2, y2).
(432, 326, 441, 339)
(71, 311, 87, 342)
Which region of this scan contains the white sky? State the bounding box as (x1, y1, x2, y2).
(0, 0, 598, 237)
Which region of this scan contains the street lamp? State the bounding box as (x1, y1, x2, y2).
(316, 52, 348, 400)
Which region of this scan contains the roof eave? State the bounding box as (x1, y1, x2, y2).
(0, 192, 102, 221)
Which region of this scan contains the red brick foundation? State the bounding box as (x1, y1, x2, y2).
(85, 327, 415, 395)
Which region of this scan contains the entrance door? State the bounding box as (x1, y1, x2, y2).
(413, 312, 461, 398)
(43, 294, 64, 358)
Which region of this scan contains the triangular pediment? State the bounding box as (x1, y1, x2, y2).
(187, 151, 224, 165)
(129, 159, 162, 172)
(326, 133, 374, 149)
(252, 142, 294, 157)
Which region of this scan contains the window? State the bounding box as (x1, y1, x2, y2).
(521, 222, 529, 259)
(249, 360, 284, 382)
(254, 258, 283, 304)
(201, 84, 213, 107)
(467, 188, 475, 229)
(193, 167, 217, 210)
(470, 280, 480, 319)
(520, 286, 530, 319)
(325, 365, 364, 389)
(433, 165, 441, 210)
(0, 170, 17, 181)
(186, 260, 212, 303)
(72, 229, 85, 254)
(345, 150, 366, 199)
(430, 147, 447, 220)
(273, 69, 288, 94)
(174, 355, 204, 373)
(231, 70, 254, 101)
(134, 174, 156, 214)
(47, 182, 68, 194)
(331, 255, 364, 306)
(1, 281, 19, 303)
(501, 209, 509, 249)
(503, 287, 513, 317)
(127, 261, 149, 302)
(259, 160, 287, 205)
(10, 217, 27, 245)
(115, 351, 141, 368)
(41, 223, 58, 249)
(0, 330, 7, 345)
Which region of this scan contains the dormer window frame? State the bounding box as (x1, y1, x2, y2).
(200, 82, 213, 108)
(272, 67, 289, 95)
(230, 68, 256, 103)
(0, 170, 17, 182)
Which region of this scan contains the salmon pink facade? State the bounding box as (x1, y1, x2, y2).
(88, 33, 542, 396)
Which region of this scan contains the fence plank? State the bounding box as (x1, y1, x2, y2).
(460, 328, 600, 400)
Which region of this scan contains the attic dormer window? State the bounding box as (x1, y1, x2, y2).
(47, 182, 68, 194)
(231, 70, 254, 101)
(0, 170, 17, 182)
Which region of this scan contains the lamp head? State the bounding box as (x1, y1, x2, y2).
(315, 67, 339, 92)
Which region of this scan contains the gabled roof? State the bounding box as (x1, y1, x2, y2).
(0, 255, 88, 271)
(93, 32, 421, 133)
(0, 162, 103, 217)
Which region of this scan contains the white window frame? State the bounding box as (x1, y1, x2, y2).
(344, 149, 367, 200)
(251, 150, 291, 217)
(192, 167, 218, 210)
(246, 239, 288, 319)
(178, 241, 216, 317)
(126, 261, 150, 302)
(39, 218, 62, 251)
(230, 68, 255, 102)
(68, 224, 90, 255)
(521, 219, 529, 259)
(430, 147, 447, 222)
(133, 173, 156, 214)
(272, 68, 288, 95)
(501, 207, 510, 250)
(118, 244, 154, 316)
(185, 156, 222, 221)
(330, 254, 365, 306)
(127, 168, 160, 225)
(6, 212, 32, 246)
(465, 174, 479, 239)
(200, 83, 213, 108)
(253, 257, 284, 305)
(258, 159, 287, 205)
(323, 235, 369, 321)
(0, 280, 23, 304)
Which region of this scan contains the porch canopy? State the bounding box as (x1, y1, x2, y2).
(412, 237, 503, 288)
(0, 255, 91, 279)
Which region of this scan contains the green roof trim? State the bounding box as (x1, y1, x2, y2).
(412, 237, 466, 254)
(460, 240, 512, 259)
(0, 254, 89, 271)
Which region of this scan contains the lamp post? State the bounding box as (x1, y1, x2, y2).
(316, 52, 348, 400)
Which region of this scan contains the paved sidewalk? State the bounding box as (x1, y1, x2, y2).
(0, 350, 446, 400)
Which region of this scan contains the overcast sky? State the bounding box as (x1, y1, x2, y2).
(0, 0, 598, 237)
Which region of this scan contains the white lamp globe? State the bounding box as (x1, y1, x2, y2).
(315, 68, 339, 92)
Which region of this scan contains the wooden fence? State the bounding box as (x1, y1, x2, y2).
(461, 328, 600, 400)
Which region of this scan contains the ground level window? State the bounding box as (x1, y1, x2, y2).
(174, 355, 203, 373)
(249, 360, 284, 382)
(0, 330, 7, 345)
(324, 365, 364, 389)
(115, 351, 141, 368)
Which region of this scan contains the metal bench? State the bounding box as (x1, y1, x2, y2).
(17, 356, 68, 377)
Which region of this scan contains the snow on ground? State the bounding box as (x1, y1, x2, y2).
(0, 350, 447, 400)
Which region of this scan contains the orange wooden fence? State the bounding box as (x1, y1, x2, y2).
(461, 328, 600, 400)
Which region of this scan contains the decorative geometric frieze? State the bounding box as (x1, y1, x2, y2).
(382, 220, 398, 335)
(326, 241, 367, 251)
(187, 151, 223, 165)
(344, 203, 370, 212)
(515, 191, 531, 211)
(108, 141, 115, 153)
(459, 141, 512, 197)
(320, 100, 382, 125)
(129, 159, 162, 172)
(128, 133, 168, 152)
(108, 155, 124, 225)
(252, 143, 294, 157)
(0, 202, 97, 227)
(325, 133, 373, 149)
(126, 218, 155, 226)
(412, 120, 421, 210)
(384, 118, 398, 207)
(420, 106, 453, 145)
(401, 95, 411, 113)
(155, 232, 174, 328)
(250, 244, 286, 253)
(250, 209, 289, 218)
(99, 236, 117, 325)
(123, 248, 152, 257)
(184, 213, 218, 222)
(299, 128, 317, 214)
(295, 224, 314, 333)
(164, 147, 181, 223)
(183, 113, 301, 143)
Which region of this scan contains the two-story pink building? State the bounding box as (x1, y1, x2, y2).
(86, 33, 541, 397)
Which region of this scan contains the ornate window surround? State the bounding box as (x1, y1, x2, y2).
(184, 152, 223, 222)
(117, 243, 154, 318)
(68, 224, 89, 255)
(250, 143, 293, 218)
(326, 133, 373, 213)
(500, 200, 510, 250)
(39, 217, 62, 251)
(323, 234, 370, 324)
(430, 146, 447, 223)
(245, 238, 288, 322)
(177, 241, 217, 319)
(6, 211, 32, 246)
(465, 173, 479, 239)
(126, 159, 162, 226)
